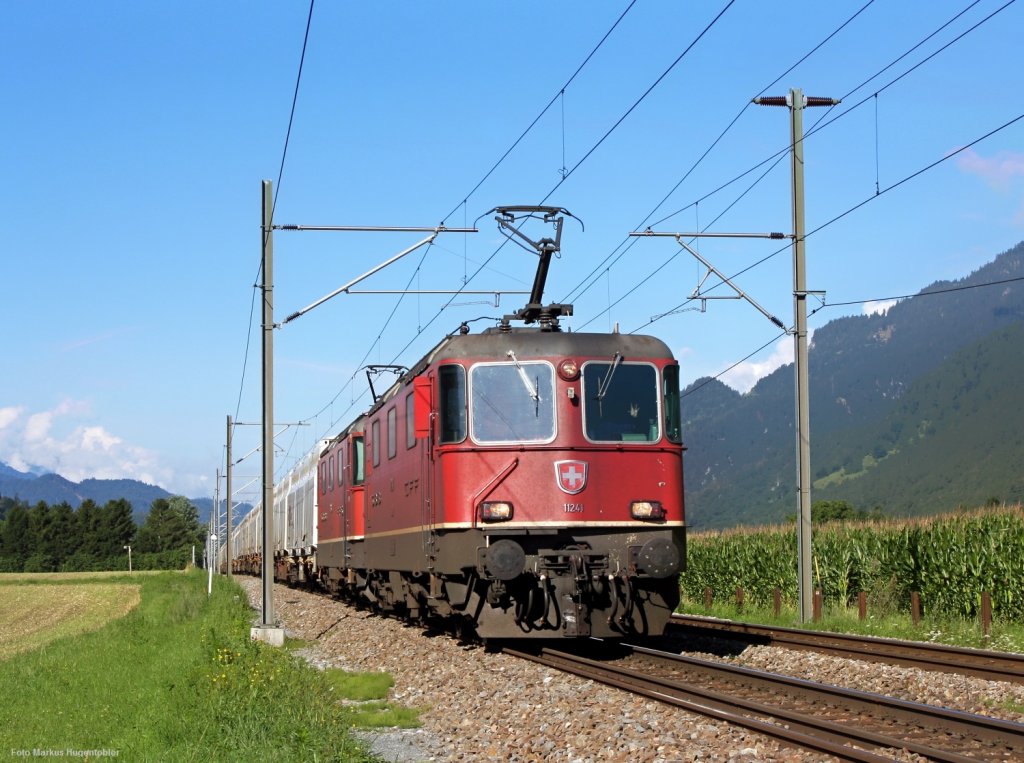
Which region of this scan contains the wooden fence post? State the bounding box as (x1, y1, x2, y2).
(911, 592, 921, 627)
(858, 591, 867, 621)
(735, 586, 744, 613)
(981, 591, 992, 638)
(704, 586, 713, 611)
(773, 587, 782, 617)
(813, 590, 822, 622)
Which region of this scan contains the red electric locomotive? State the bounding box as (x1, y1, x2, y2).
(314, 207, 686, 639)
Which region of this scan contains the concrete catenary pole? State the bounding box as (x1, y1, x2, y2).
(214, 467, 221, 565)
(754, 88, 839, 622)
(226, 414, 233, 578)
(260, 179, 275, 630)
(790, 88, 813, 624)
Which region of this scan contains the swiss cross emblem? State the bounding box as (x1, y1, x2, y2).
(555, 460, 588, 495)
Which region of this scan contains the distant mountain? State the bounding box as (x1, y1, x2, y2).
(812, 322, 1024, 513)
(682, 241, 1024, 529)
(0, 467, 235, 525)
(0, 462, 49, 481)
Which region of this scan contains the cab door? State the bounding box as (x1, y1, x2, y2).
(413, 376, 437, 568)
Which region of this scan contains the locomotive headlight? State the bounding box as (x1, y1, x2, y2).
(480, 501, 513, 522)
(630, 500, 666, 521)
(558, 359, 580, 381)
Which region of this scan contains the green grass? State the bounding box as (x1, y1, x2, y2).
(325, 667, 394, 701)
(348, 701, 423, 728)
(0, 570, 412, 761)
(680, 598, 1024, 653)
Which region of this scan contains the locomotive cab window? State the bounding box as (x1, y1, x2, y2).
(387, 407, 397, 459)
(663, 364, 683, 444)
(470, 361, 555, 444)
(371, 420, 381, 467)
(352, 435, 365, 485)
(405, 391, 416, 449)
(582, 360, 660, 443)
(439, 364, 467, 444)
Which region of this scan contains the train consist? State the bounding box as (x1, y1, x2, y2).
(224, 207, 686, 639)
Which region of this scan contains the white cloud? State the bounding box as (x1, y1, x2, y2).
(0, 407, 22, 430)
(24, 411, 54, 442)
(956, 148, 1024, 192)
(0, 400, 173, 489)
(720, 337, 794, 394)
(863, 299, 898, 316)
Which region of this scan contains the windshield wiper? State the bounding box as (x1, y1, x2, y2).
(596, 352, 623, 400)
(506, 350, 540, 402)
(595, 351, 623, 416)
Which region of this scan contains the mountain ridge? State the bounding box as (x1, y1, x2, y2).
(682, 240, 1024, 529)
(0, 468, 221, 524)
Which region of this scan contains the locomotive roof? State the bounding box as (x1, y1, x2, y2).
(423, 328, 674, 364)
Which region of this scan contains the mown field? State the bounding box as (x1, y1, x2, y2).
(1, 569, 164, 582)
(0, 570, 412, 761)
(0, 579, 140, 660)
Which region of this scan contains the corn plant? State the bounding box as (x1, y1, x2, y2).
(681, 506, 1024, 621)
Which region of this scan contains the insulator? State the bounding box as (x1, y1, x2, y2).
(755, 95, 787, 107)
(806, 97, 840, 107)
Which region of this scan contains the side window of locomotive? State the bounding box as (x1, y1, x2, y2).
(438, 364, 467, 444)
(328, 455, 335, 491)
(470, 361, 555, 444)
(319, 462, 327, 495)
(352, 436, 365, 485)
(582, 361, 660, 443)
(387, 407, 397, 459)
(337, 447, 345, 486)
(405, 391, 415, 449)
(663, 364, 683, 444)
(371, 420, 381, 467)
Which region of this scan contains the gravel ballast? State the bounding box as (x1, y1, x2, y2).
(238, 578, 1024, 762)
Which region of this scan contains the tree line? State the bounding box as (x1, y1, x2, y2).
(0, 495, 207, 573)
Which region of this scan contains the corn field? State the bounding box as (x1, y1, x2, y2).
(680, 506, 1024, 620)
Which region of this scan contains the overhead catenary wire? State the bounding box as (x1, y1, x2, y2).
(276, 1, 641, 463)
(629, 109, 1024, 336)
(561, 0, 879, 306)
(290, 1, 738, 457)
(302, 0, 1009, 456)
(255, 2, 1018, 472)
(234, 0, 316, 435)
(439, 0, 638, 226)
(684, 271, 1024, 403)
(582, 0, 1016, 334)
(400, 0, 739, 335)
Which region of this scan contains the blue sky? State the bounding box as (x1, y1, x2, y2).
(2, 1, 1022, 503)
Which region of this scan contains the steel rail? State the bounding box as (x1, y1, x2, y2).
(505, 644, 1024, 762)
(669, 613, 1024, 685)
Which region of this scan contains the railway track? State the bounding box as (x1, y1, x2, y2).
(669, 613, 1024, 685)
(504, 641, 1024, 762)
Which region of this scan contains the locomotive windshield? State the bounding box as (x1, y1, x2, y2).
(470, 361, 555, 443)
(582, 361, 660, 442)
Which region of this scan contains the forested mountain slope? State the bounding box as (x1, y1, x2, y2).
(682, 241, 1024, 529)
